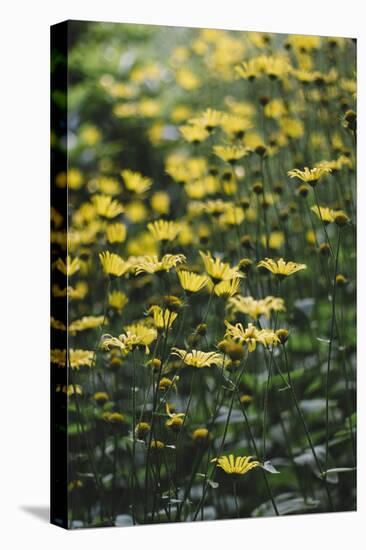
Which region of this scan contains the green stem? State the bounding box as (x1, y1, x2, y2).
(325, 227, 341, 479)
(233, 480, 239, 518)
(283, 345, 334, 511)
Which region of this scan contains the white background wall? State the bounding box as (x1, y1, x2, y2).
(0, 1, 364, 548)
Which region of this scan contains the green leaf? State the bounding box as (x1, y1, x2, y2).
(323, 467, 356, 474)
(261, 461, 280, 474)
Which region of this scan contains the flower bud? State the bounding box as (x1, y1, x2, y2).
(319, 243, 331, 256)
(135, 421, 150, 440)
(334, 212, 349, 227)
(192, 428, 209, 442)
(276, 328, 289, 344)
(298, 184, 310, 198)
(336, 274, 348, 286)
(252, 182, 263, 195)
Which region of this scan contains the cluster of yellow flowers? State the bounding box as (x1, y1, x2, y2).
(51, 23, 356, 527)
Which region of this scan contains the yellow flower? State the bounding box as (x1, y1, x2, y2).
(125, 200, 148, 223)
(108, 290, 129, 312)
(212, 454, 260, 475)
(80, 125, 101, 146)
(68, 315, 105, 333)
(280, 117, 304, 139)
(93, 391, 109, 404)
(229, 295, 285, 320)
(170, 105, 192, 123)
(224, 321, 280, 352)
(288, 34, 321, 52)
(56, 384, 83, 396)
(95, 176, 121, 196)
(220, 114, 253, 138)
(165, 403, 185, 432)
(147, 219, 181, 242)
(224, 321, 262, 352)
(52, 282, 88, 300)
(91, 194, 124, 218)
(189, 108, 223, 132)
(219, 206, 245, 227)
(102, 324, 157, 355)
(147, 305, 178, 331)
(150, 439, 165, 450)
(257, 258, 307, 277)
(176, 68, 201, 90)
(51, 317, 66, 331)
(106, 223, 127, 244)
(67, 168, 84, 190)
(235, 54, 290, 80)
(51, 349, 94, 369)
(159, 377, 178, 392)
(127, 232, 158, 256)
(151, 191, 170, 215)
(263, 231, 285, 250)
(200, 199, 228, 217)
(310, 205, 349, 225)
(180, 124, 209, 144)
(171, 348, 223, 368)
(99, 251, 130, 277)
(240, 394, 253, 404)
(199, 250, 243, 285)
(192, 428, 209, 441)
(260, 328, 282, 347)
(264, 98, 287, 119)
(135, 421, 150, 440)
(134, 254, 186, 275)
(212, 277, 242, 299)
(213, 145, 249, 164)
(177, 270, 208, 293)
(287, 165, 332, 186)
(103, 412, 125, 424)
(121, 169, 152, 194)
(54, 256, 80, 277)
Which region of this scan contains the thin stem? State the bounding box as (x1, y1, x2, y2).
(325, 227, 341, 479)
(233, 480, 239, 518)
(283, 345, 334, 511)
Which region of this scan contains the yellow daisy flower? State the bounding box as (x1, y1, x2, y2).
(165, 403, 185, 432)
(68, 315, 105, 333)
(229, 295, 285, 320)
(287, 165, 332, 186)
(189, 108, 223, 132)
(134, 254, 186, 275)
(180, 124, 209, 144)
(91, 194, 124, 218)
(54, 256, 80, 277)
(311, 205, 350, 225)
(101, 324, 157, 355)
(51, 349, 94, 369)
(257, 258, 307, 277)
(147, 305, 178, 331)
(212, 454, 260, 475)
(171, 348, 223, 368)
(99, 251, 131, 277)
(121, 169, 152, 194)
(199, 250, 243, 285)
(108, 290, 129, 312)
(106, 222, 127, 244)
(212, 277, 242, 299)
(213, 145, 249, 164)
(147, 219, 181, 242)
(177, 270, 209, 293)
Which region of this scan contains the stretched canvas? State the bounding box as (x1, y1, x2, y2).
(51, 20, 357, 529)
